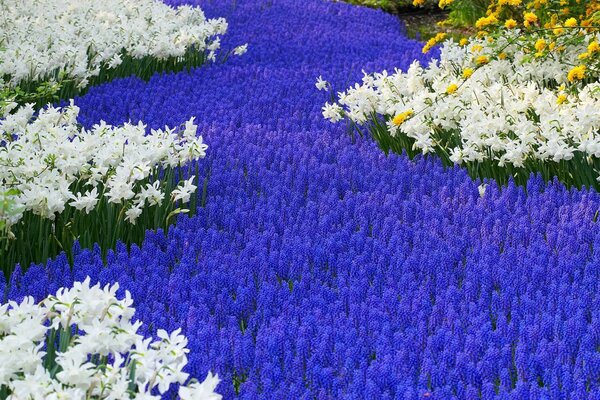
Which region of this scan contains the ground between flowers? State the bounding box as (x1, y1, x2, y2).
(6, 0, 600, 398)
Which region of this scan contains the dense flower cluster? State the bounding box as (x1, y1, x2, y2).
(0, 102, 205, 228)
(3, 0, 600, 397)
(0, 101, 206, 274)
(0, 278, 221, 399)
(324, 23, 600, 188)
(468, 0, 600, 85)
(0, 0, 228, 90)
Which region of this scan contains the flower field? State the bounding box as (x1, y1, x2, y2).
(3, 0, 600, 398)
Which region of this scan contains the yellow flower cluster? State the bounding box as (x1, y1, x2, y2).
(438, 0, 453, 9)
(453, 0, 599, 87)
(411, 0, 599, 87)
(392, 110, 414, 126)
(476, 14, 499, 29)
(422, 32, 448, 54)
(567, 65, 586, 82)
(445, 83, 459, 94)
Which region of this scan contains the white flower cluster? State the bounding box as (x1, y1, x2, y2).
(324, 32, 600, 174)
(0, 278, 221, 399)
(0, 0, 228, 88)
(0, 102, 206, 228)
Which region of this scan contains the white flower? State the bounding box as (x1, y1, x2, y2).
(136, 181, 165, 207)
(125, 205, 143, 224)
(315, 76, 328, 91)
(69, 188, 99, 213)
(478, 183, 488, 198)
(1, 102, 208, 230)
(0, 0, 228, 88)
(171, 177, 197, 203)
(233, 44, 248, 56)
(55, 355, 96, 389)
(322, 102, 343, 123)
(0, 279, 222, 399)
(325, 31, 600, 179)
(179, 372, 222, 400)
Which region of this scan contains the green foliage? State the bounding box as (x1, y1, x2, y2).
(444, 0, 489, 27)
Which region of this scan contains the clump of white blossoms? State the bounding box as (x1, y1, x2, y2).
(323, 30, 600, 180)
(0, 101, 206, 230)
(0, 278, 221, 399)
(0, 0, 228, 89)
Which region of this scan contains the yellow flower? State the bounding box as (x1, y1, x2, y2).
(548, 42, 556, 51)
(446, 83, 458, 94)
(567, 65, 586, 82)
(462, 68, 474, 78)
(476, 55, 489, 65)
(524, 12, 538, 27)
(435, 32, 447, 41)
(475, 15, 498, 29)
(392, 110, 414, 126)
(438, 0, 454, 8)
(498, 52, 507, 59)
(556, 94, 568, 104)
(564, 17, 577, 27)
(588, 41, 600, 53)
(553, 27, 565, 35)
(459, 38, 469, 46)
(578, 52, 589, 60)
(505, 19, 518, 29)
(413, 0, 425, 5)
(471, 44, 483, 53)
(534, 38, 546, 52)
(422, 38, 436, 53)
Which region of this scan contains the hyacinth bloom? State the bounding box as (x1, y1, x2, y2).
(3, 0, 600, 398)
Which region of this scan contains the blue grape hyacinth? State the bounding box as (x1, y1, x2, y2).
(6, 0, 600, 398)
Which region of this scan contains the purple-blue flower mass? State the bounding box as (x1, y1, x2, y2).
(5, 0, 600, 398)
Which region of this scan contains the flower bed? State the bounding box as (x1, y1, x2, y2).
(0, 278, 221, 399)
(1, 0, 599, 397)
(0, 0, 248, 275)
(0, 102, 207, 275)
(0, 0, 237, 107)
(3, 0, 600, 397)
(323, 2, 600, 189)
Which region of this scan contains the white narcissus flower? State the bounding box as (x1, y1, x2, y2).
(69, 188, 99, 214)
(233, 44, 248, 56)
(172, 177, 197, 203)
(0, 0, 228, 89)
(179, 372, 223, 400)
(315, 75, 328, 91)
(1, 103, 207, 230)
(125, 206, 143, 224)
(322, 102, 343, 123)
(326, 31, 600, 179)
(0, 278, 222, 399)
